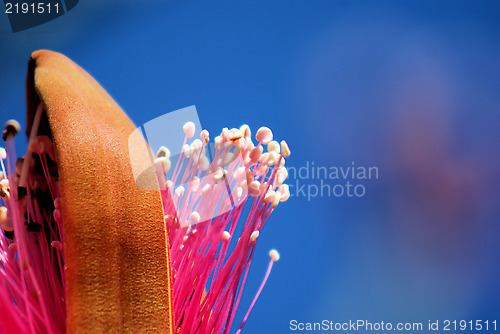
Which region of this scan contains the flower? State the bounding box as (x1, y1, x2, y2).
(0, 50, 290, 334)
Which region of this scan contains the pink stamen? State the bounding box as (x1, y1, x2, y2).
(0, 119, 290, 334)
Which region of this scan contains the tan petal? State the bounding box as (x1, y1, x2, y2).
(26, 50, 173, 333)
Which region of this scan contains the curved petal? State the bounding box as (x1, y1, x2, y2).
(26, 50, 173, 333)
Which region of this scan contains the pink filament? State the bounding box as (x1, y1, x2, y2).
(0, 124, 284, 334)
(0, 137, 65, 334)
(161, 128, 284, 334)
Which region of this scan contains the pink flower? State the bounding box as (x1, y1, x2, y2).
(0, 50, 290, 334)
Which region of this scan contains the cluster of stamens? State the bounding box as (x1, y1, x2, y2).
(156, 122, 290, 334)
(0, 105, 66, 334)
(0, 109, 291, 334)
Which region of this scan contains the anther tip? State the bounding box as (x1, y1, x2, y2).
(183, 121, 196, 138)
(269, 249, 280, 262)
(2, 120, 21, 141)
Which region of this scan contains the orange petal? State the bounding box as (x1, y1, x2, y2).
(26, 50, 174, 333)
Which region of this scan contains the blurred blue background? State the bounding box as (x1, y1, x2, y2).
(1, 1, 500, 332)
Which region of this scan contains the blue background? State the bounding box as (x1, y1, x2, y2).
(1, 1, 500, 333)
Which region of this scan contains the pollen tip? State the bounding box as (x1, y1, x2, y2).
(183, 121, 196, 138)
(256, 126, 273, 145)
(221, 231, 231, 241)
(267, 140, 280, 154)
(156, 146, 171, 159)
(175, 186, 185, 197)
(269, 249, 280, 262)
(250, 230, 260, 242)
(2, 120, 21, 141)
(280, 140, 291, 158)
(189, 211, 201, 224)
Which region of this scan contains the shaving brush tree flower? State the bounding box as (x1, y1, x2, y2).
(0, 50, 291, 334)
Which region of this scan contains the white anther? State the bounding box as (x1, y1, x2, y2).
(248, 181, 261, 197)
(229, 128, 243, 141)
(0, 147, 6, 160)
(277, 167, 288, 185)
(221, 231, 231, 241)
(250, 230, 260, 242)
(279, 184, 290, 202)
(236, 137, 247, 151)
(156, 146, 171, 159)
(240, 124, 251, 138)
(175, 186, 185, 197)
(0, 179, 9, 189)
(259, 152, 270, 165)
(256, 126, 273, 145)
(269, 249, 280, 262)
(268, 151, 280, 165)
(264, 190, 276, 204)
(235, 187, 243, 200)
(222, 153, 234, 166)
(271, 192, 280, 208)
(154, 157, 171, 174)
(190, 177, 200, 192)
(225, 127, 233, 141)
(189, 211, 201, 224)
(280, 140, 291, 158)
(182, 144, 191, 158)
(200, 128, 209, 139)
(267, 140, 280, 154)
(249, 146, 263, 164)
(54, 197, 62, 209)
(245, 170, 254, 185)
(233, 166, 246, 180)
(183, 121, 196, 138)
(200, 155, 210, 171)
(260, 182, 269, 193)
(214, 135, 223, 150)
(191, 139, 203, 150)
(201, 184, 211, 196)
(213, 169, 225, 181)
(166, 180, 174, 189)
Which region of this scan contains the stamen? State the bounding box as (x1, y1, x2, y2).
(183, 121, 195, 138)
(235, 250, 280, 334)
(221, 231, 231, 241)
(280, 140, 291, 158)
(250, 230, 259, 242)
(19, 102, 44, 196)
(51, 240, 63, 251)
(267, 140, 280, 154)
(2, 120, 21, 141)
(255, 126, 273, 145)
(156, 146, 171, 159)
